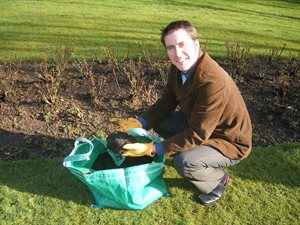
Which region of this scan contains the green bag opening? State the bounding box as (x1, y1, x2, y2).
(63, 131, 169, 210)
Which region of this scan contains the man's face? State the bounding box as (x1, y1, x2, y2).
(164, 29, 199, 72)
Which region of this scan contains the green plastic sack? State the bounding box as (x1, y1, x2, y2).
(63, 129, 169, 210)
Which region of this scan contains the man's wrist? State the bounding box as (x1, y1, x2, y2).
(136, 116, 148, 129)
(154, 143, 164, 155)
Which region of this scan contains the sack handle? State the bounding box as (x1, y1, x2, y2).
(127, 128, 162, 143)
(63, 137, 94, 165)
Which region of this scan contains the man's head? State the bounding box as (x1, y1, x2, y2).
(161, 21, 198, 47)
(161, 21, 200, 72)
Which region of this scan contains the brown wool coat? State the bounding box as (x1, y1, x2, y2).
(141, 51, 252, 160)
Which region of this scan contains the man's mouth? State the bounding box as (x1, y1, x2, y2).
(177, 59, 186, 64)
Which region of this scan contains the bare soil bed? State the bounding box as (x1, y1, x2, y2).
(0, 57, 299, 161)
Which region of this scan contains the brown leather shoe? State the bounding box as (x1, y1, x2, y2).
(197, 173, 229, 206)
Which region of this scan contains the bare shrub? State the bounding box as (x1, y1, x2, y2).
(107, 46, 126, 89)
(153, 60, 169, 86)
(107, 45, 161, 108)
(138, 42, 170, 85)
(225, 41, 250, 81)
(93, 47, 107, 64)
(258, 46, 298, 79)
(139, 42, 153, 65)
(35, 43, 74, 105)
(0, 60, 21, 102)
(122, 59, 145, 98)
(36, 60, 61, 105)
(268, 44, 286, 63)
(77, 59, 107, 106)
(286, 51, 300, 76)
(141, 80, 159, 106)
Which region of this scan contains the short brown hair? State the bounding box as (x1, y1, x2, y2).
(160, 20, 198, 47)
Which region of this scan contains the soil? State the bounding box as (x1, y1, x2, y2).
(0, 57, 299, 161)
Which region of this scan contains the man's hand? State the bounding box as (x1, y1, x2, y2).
(111, 118, 142, 132)
(106, 131, 136, 157)
(122, 142, 155, 157)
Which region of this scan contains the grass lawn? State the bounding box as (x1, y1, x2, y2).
(0, 0, 300, 60)
(0, 1, 299, 224)
(0, 143, 299, 224)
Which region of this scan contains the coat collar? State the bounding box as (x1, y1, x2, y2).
(176, 50, 206, 100)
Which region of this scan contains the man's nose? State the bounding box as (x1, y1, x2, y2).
(174, 46, 182, 57)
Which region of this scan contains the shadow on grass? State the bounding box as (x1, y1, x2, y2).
(0, 128, 93, 205)
(0, 131, 299, 206)
(0, 158, 94, 206)
(0, 129, 73, 160)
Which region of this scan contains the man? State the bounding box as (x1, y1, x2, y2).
(114, 20, 252, 206)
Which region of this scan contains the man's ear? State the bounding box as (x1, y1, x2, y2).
(194, 40, 200, 47)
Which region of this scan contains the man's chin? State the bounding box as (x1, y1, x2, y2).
(175, 64, 191, 72)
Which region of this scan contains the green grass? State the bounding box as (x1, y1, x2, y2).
(0, 0, 300, 61)
(0, 143, 299, 225)
(0, 1, 300, 224)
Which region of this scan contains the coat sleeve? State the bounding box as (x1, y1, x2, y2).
(162, 72, 229, 154)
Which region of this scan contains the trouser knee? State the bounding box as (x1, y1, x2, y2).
(173, 152, 207, 180)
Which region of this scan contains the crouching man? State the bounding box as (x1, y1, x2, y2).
(114, 20, 252, 206)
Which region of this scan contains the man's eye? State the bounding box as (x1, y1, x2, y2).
(166, 46, 174, 51)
